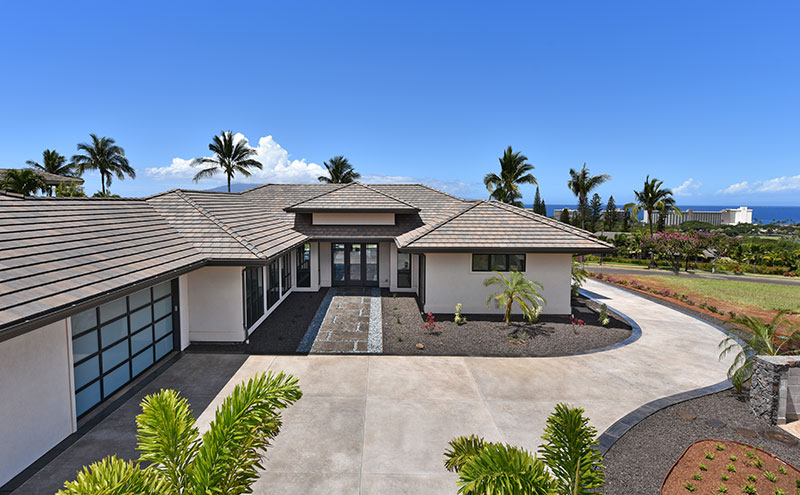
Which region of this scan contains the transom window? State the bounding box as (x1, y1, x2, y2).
(471, 254, 526, 272)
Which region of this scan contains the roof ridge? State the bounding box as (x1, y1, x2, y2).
(173, 190, 266, 258)
(400, 200, 485, 247)
(352, 181, 419, 209)
(488, 201, 614, 248)
(284, 182, 351, 209)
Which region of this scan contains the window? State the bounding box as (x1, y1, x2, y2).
(296, 243, 311, 287)
(267, 260, 280, 309)
(281, 253, 292, 295)
(397, 252, 412, 288)
(471, 253, 526, 272)
(243, 267, 264, 329)
(70, 280, 176, 418)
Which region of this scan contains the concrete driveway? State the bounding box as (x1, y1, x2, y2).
(191, 278, 735, 494)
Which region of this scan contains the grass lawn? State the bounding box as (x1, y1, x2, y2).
(598, 273, 800, 333)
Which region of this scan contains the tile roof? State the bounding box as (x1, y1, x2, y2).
(1, 183, 612, 337)
(0, 195, 205, 334)
(284, 182, 419, 213)
(399, 200, 615, 252)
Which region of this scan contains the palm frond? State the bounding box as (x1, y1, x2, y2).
(456, 443, 558, 495)
(444, 435, 487, 473)
(56, 456, 166, 495)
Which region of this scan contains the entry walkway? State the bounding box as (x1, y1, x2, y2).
(306, 287, 382, 354)
(9, 279, 736, 494)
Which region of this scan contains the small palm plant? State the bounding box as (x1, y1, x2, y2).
(0, 169, 47, 195)
(719, 311, 797, 392)
(444, 403, 604, 495)
(57, 371, 301, 495)
(484, 271, 546, 326)
(192, 131, 263, 192)
(483, 145, 537, 207)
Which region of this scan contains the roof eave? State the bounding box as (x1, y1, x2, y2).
(284, 207, 420, 214)
(399, 246, 616, 254)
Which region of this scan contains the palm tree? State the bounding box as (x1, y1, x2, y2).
(444, 403, 604, 495)
(192, 131, 263, 192)
(624, 176, 679, 267)
(484, 271, 546, 326)
(0, 169, 47, 196)
(27, 150, 74, 196)
(567, 163, 610, 229)
(317, 155, 360, 184)
(71, 134, 136, 196)
(484, 146, 537, 207)
(719, 312, 797, 393)
(57, 372, 301, 495)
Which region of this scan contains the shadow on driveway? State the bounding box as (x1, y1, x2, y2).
(8, 353, 247, 495)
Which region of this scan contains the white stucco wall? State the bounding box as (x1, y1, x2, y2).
(184, 266, 245, 342)
(312, 212, 395, 225)
(0, 319, 75, 487)
(319, 242, 332, 287)
(379, 242, 391, 288)
(423, 253, 572, 315)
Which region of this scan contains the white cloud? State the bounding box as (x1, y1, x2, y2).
(717, 174, 800, 195)
(673, 178, 702, 196)
(146, 134, 325, 184)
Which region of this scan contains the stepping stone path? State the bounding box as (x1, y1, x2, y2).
(734, 427, 759, 439)
(706, 419, 726, 428)
(764, 429, 798, 446)
(676, 410, 697, 421)
(309, 287, 382, 353)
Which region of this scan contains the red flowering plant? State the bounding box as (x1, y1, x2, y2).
(422, 312, 438, 332)
(570, 314, 586, 334)
(640, 231, 701, 274)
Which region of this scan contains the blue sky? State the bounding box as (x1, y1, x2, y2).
(1, 1, 798, 205)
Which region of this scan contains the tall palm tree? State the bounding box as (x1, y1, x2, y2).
(317, 156, 360, 184)
(192, 131, 263, 192)
(483, 146, 537, 207)
(71, 134, 135, 196)
(0, 169, 47, 196)
(567, 163, 610, 229)
(57, 372, 301, 495)
(624, 176, 679, 267)
(26, 149, 74, 196)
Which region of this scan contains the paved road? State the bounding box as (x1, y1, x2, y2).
(588, 265, 800, 286)
(11, 279, 736, 495)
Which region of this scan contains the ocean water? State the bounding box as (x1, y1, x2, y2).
(540, 204, 800, 224)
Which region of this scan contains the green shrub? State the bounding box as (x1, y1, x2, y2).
(454, 303, 467, 325)
(598, 304, 610, 327)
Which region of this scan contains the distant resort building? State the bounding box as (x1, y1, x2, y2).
(643, 206, 753, 226)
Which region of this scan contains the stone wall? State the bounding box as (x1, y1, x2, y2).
(750, 355, 800, 425)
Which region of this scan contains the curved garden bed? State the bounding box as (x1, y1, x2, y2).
(661, 439, 800, 494)
(381, 292, 633, 357)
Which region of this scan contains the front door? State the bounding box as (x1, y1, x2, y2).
(332, 243, 378, 286)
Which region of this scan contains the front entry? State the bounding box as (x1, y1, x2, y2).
(332, 243, 378, 286)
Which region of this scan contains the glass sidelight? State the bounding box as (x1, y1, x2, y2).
(333, 244, 345, 282)
(365, 244, 378, 283)
(349, 244, 362, 281)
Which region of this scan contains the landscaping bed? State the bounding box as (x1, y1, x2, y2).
(381, 291, 633, 357)
(661, 439, 800, 494)
(601, 390, 800, 494)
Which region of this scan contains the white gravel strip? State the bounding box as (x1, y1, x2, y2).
(367, 288, 383, 353)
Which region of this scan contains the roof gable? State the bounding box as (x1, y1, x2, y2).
(284, 182, 419, 213)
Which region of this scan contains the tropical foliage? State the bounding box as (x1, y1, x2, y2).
(192, 131, 262, 192)
(444, 403, 604, 495)
(26, 149, 74, 195)
(484, 146, 537, 207)
(567, 163, 610, 229)
(55, 181, 87, 197)
(719, 312, 798, 392)
(624, 175, 678, 237)
(484, 271, 546, 325)
(0, 169, 47, 195)
(72, 134, 135, 196)
(57, 371, 301, 495)
(532, 186, 547, 215)
(318, 155, 360, 184)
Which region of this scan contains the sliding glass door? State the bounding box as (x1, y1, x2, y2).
(243, 267, 264, 329)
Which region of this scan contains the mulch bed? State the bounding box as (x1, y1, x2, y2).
(381, 292, 632, 357)
(601, 389, 800, 494)
(661, 439, 800, 494)
(187, 289, 330, 354)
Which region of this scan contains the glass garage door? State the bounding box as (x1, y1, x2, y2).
(70, 280, 177, 417)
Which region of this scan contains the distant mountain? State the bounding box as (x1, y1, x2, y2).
(206, 183, 264, 193)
